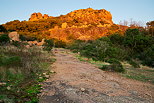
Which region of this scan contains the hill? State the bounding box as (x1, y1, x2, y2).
(2, 8, 127, 42)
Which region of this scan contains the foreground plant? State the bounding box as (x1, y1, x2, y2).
(0, 45, 55, 102)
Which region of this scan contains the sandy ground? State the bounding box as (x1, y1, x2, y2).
(39, 48, 154, 103)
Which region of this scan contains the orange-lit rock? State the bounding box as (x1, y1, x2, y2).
(29, 12, 49, 21)
(27, 8, 125, 42)
(60, 8, 113, 26)
(43, 14, 49, 19)
(8, 31, 20, 41)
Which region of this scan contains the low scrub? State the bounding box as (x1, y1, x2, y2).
(68, 28, 154, 68)
(43, 39, 54, 51)
(100, 59, 125, 73)
(0, 34, 10, 44)
(0, 45, 55, 102)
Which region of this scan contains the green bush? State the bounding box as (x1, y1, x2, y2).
(0, 34, 10, 44)
(0, 25, 7, 32)
(43, 39, 54, 51)
(100, 60, 125, 73)
(138, 44, 154, 67)
(68, 28, 154, 68)
(108, 33, 124, 45)
(11, 41, 22, 47)
(0, 55, 21, 67)
(69, 38, 127, 61)
(106, 58, 119, 63)
(55, 40, 66, 48)
(123, 29, 153, 53)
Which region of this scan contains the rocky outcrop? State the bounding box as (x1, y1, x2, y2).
(48, 8, 116, 42)
(61, 8, 113, 25)
(43, 14, 49, 19)
(8, 31, 20, 41)
(29, 8, 113, 24)
(29, 13, 50, 21)
(28, 8, 120, 42)
(27, 39, 45, 46)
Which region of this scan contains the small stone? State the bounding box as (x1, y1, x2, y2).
(50, 70, 55, 73)
(7, 86, 11, 90)
(43, 73, 46, 75)
(39, 77, 43, 79)
(45, 75, 50, 78)
(0, 82, 6, 86)
(80, 88, 85, 92)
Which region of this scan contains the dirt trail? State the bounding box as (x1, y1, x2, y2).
(39, 48, 154, 103)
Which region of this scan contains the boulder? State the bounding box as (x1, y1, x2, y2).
(61, 22, 67, 28)
(8, 31, 20, 41)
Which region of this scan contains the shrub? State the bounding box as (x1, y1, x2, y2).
(123, 29, 153, 53)
(69, 29, 154, 68)
(108, 33, 124, 45)
(100, 60, 125, 73)
(11, 41, 22, 47)
(55, 40, 66, 48)
(67, 40, 84, 51)
(0, 34, 10, 44)
(105, 46, 126, 60)
(19, 34, 27, 41)
(0, 46, 54, 102)
(127, 59, 140, 68)
(43, 39, 54, 51)
(106, 58, 119, 63)
(138, 44, 154, 67)
(69, 37, 127, 61)
(0, 25, 7, 32)
(0, 55, 21, 67)
(75, 39, 110, 61)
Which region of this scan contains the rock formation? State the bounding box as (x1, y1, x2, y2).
(8, 31, 20, 41)
(29, 12, 50, 21)
(26, 8, 122, 42)
(61, 8, 113, 26)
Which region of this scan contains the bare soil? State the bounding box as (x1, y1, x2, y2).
(39, 48, 154, 103)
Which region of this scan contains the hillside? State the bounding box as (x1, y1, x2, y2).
(2, 8, 127, 42)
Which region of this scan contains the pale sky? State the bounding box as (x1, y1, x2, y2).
(0, 0, 154, 26)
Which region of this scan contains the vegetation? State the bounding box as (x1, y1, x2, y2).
(99, 60, 125, 73)
(68, 28, 154, 73)
(43, 39, 54, 51)
(2, 18, 63, 40)
(122, 63, 154, 84)
(0, 44, 55, 102)
(0, 34, 10, 44)
(146, 21, 154, 36)
(75, 53, 154, 84)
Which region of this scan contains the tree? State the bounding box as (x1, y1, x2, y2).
(0, 25, 7, 32)
(146, 21, 154, 36)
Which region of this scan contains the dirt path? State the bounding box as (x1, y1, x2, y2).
(39, 48, 154, 103)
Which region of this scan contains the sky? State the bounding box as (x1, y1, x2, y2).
(0, 0, 154, 26)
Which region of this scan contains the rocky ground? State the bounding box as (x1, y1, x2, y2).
(39, 48, 154, 103)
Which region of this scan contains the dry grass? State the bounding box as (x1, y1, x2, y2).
(0, 45, 55, 102)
